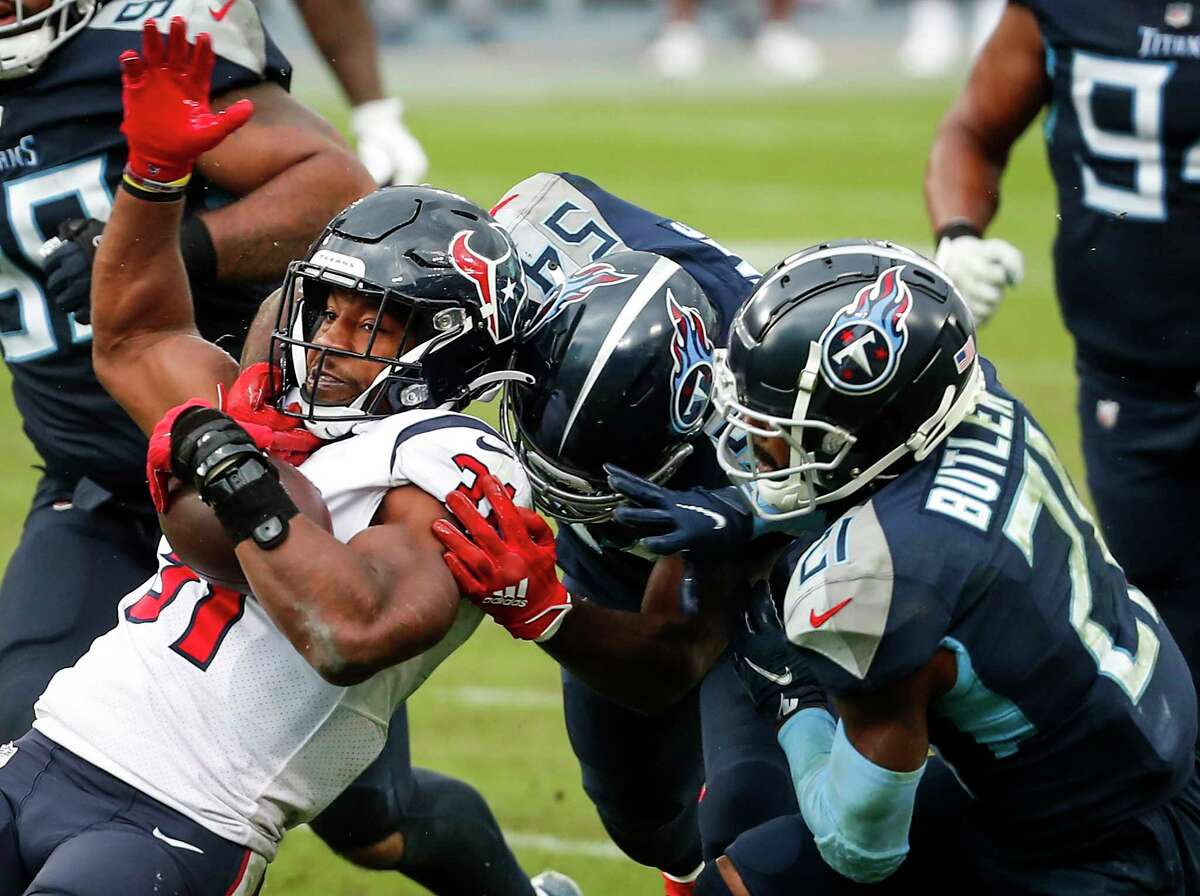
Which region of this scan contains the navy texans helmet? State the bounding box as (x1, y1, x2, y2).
(501, 249, 719, 524)
(270, 185, 527, 437)
(0, 0, 98, 78)
(717, 239, 983, 520)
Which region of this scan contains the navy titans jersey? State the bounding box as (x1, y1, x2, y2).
(1016, 0, 1200, 371)
(494, 172, 760, 607)
(0, 0, 289, 495)
(774, 359, 1196, 846)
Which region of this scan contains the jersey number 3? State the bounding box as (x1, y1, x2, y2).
(125, 554, 246, 671)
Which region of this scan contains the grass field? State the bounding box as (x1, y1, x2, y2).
(0, 82, 1076, 894)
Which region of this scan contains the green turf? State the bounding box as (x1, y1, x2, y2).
(0, 84, 1073, 894)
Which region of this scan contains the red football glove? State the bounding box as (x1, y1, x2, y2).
(146, 398, 211, 512)
(146, 367, 322, 512)
(432, 474, 574, 643)
(119, 17, 254, 183)
(217, 363, 323, 467)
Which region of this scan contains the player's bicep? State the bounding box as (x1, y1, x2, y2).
(950, 3, 1049, 156)
(95, 332, 237, 436)
(197, 83, 350, 195)
(347, 485, 461, 654)
(832, 649, 956, 773)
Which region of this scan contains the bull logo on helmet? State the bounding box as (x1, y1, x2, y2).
(522, 261, 637, 338)
(450, 225, 523, 343)
(818, 265, 914, 395)
(666, 289, 715, 435)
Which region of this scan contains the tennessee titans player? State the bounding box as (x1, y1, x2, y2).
(436, 177, 815, 894)
(613, 241, 1200, 894)
(0, 0, 372, 743)
(926, 0, 1200, 696)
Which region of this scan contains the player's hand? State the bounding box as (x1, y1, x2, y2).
(729, 581, 827, 726)
(351, 98, 429, 186)
(934, 234, 1023, 327)
(217, 363, 323, 467)
(606, 465, 754, 557)
(432, 473, 574, 643)
(40, 218, 105, 324)
(119, 17, 254, 183)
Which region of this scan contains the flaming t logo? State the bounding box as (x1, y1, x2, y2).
(523, 262, 637, 337)
(666, 289, 715, 434)
(818, 265, 914, 394)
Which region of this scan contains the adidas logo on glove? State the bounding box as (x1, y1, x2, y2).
(484, 579, 529, 608)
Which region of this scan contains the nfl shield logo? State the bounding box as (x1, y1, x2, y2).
(1166, 2, 1193, 28)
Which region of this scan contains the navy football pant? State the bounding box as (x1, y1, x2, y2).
(0, 476, 159, 742)
(698, 653, 798, 861)
(0, 731, 265, 896)
(311, 705, 535, 896)
(1077, 359, 1200, 696)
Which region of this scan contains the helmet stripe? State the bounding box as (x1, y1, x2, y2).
(557, 256, 680, 453)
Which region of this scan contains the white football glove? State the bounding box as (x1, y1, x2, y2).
(934, 234, 1023, 326)
(351, 97, 429, 187)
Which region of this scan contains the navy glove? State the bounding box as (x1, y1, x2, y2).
(606, 464, 755, 558)
(729, 580, 827, 725)
(42, 217, 105, 324)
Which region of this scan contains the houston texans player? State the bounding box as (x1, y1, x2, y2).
(611, 241, 1200, 894)
(0, 22, 578, 896)
(432, 177, 814, 894)
(0, 0, 373, 744)
(926, 1, 1200, 696)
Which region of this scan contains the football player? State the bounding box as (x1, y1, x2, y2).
(925, 2, 1200, 693)
(0, 22, 577, 896)
(610, 241, 1200, 894)
(0, 0, 374, 743)
(433, 175, 814, 894)
(291, 0, 428, 186)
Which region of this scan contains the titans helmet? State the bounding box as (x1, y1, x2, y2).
(270, 185, 527, 438)
(501, 249, 719, 524)
(717, 239, 983, 520)
(0, 0, 98, 78)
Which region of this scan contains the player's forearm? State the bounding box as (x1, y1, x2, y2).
(294, 0, 385, 106)
(542, 601, 724, 714)
(235, 520, 454, 684)
(198, 149, 370, 281)
(924, 120, 1006, 235)
(92, 191, 197, 359)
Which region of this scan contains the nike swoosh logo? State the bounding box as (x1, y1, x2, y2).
(743, 656, 793, 686)
(475, 435, 513, 458)
(809, 597, 853, 629)
(679, 504, 726, 530)
(209, 0, 238, 20)
(152, 827, 205, 855)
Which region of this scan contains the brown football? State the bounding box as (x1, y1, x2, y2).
(159, 458, 332, 592)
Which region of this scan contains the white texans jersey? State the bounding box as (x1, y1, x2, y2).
(34, 409, 529, 860)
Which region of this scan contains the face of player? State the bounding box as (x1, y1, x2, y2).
(0, 0, 52, 25)
(305, 287, 408, 406)
(750, 432, 790, 474)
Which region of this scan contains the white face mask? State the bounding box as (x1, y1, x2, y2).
(0, 0, 96, 79)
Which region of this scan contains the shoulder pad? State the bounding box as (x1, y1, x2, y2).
(91, 0, 287, 87)
(383, 410, 532, 510)
(775, 502, 951, 693)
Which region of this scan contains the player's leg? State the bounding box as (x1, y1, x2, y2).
(561, 663, 705, 881)
(310, 705, 538, 896)
(0, 478, 159, 741)
(0, 749, 29, 896)
(1076, 363, 1200, 693)
(697, 652, 797, 861)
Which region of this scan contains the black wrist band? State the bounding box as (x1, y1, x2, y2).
(934, 220, 982, 243)
(180, 214, 218, 286)
(204, 456, 299, 550)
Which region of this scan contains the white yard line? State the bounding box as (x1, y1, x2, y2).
(293, 824, 625, 861)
